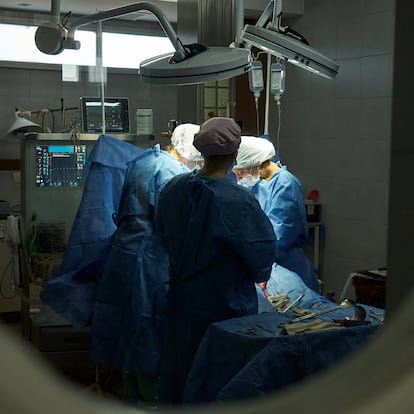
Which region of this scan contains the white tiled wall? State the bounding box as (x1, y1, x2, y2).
(268, 0, 395, 298)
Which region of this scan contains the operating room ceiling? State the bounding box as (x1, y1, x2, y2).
(0, 0, 269, 23)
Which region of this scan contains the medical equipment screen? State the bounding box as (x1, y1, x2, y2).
(80, 97, 130, 133)
(35, 145, 86, 187)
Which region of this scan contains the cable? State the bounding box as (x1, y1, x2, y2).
(0, 260, 18, 300)
(11, 215, 44, 304)
(276, 99, 282, 153)
(41, 110, 55, 133)
(61, 11, 72, 28)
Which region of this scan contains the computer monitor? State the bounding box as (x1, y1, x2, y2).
(35, 144, 87, 187)
(80, 97, 130, 133)
(22, 138, 96, 241)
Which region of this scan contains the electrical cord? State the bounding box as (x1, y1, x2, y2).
(61, 11, 71, 27)
(0, 260, 18, 300)
(255, 97, 260, 136)
(40, 110, 55, 133)
(275, 98, 282, 152)
(9, 216, 43, 305)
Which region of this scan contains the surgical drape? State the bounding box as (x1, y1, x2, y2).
(90, 146, 188, 377)
(40, 135, 143, 328)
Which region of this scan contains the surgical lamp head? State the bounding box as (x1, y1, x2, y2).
(34, 1, 252, 85)
(241, 25, 338, 79)
(239, 0, 339, 80)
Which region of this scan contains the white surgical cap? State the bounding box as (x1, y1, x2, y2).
(235, 136, 276, 168)
(171, 123, 202, 161)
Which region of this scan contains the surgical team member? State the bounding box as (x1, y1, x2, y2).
(166, 123, 204, 170)
(90, 125, 198, 406)
(154, 117, 277, 405)
(233, 136, 319, 292)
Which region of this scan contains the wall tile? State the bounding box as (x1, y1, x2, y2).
(334, 98, 364, 141)
(361, 54, 393, 97)
(363, 12, 395, 56)
(335, 58, 362, 98)
(360, 97, 392, 140)
(337, 17, 364, 59)
(364, 0, 396, 14)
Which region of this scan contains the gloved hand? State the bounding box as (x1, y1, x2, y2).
(256, 281, 269, 297)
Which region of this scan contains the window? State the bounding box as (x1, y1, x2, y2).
(102, 32, 174, 69)
(0, 23, 175, 69)
(203, 79, 232, 121)
(0, 23, 95, 66)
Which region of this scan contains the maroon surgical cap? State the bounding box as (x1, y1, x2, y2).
(193, 117, 241, 156)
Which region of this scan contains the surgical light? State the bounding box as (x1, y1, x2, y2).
(240, 0, 339, 79)
(34, 1, 252, 85)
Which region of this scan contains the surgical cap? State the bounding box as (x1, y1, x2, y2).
(171, 123, 202, 161)
(193, 117, 241, 156)
(234, 136, 276, 168)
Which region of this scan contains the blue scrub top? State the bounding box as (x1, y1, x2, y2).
(155, 171, 277, 320)
(154, 171, 277, 404)
(252, 166, 320, 292)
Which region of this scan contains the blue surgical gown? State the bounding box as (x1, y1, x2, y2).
(90, 146, 188, 377)
(40, 135, 144, 328)
(154, 171, 277, 403)
(252, 166, 320, 292)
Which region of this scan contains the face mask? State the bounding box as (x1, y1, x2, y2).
(238, 174, 261, 188)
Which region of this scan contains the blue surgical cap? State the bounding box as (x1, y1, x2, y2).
(194, 117, 241, 156)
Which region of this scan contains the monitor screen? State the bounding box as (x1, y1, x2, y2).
(80, 97, 130, 133)
(35, 144, 87, 187)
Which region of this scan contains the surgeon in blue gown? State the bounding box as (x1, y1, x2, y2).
(233, 136, 319, 292)
(154, 117, 277, 405)
(90, 125, 199, 405)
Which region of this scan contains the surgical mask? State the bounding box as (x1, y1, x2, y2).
(193, 162, 202, 171)
(238, 174, 261, 188)
(185, 160, 203, 170)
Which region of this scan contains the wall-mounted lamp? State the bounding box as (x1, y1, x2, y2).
(7, 111, 42, 135)
(34, 1, 252, 85)
(239, 0, 339, 79)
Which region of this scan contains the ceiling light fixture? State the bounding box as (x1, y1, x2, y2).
(240, 0, 339, 79)
(34, 1, 252, 85)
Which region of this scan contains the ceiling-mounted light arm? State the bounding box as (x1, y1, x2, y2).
(254, 0, 275, 28)
(51, 0, 61, 24)
(36, 1, 188, 62)
(268, 0, 285, 33)
(67, 2, 187, 62)
(273, 0, 283, 20)
(256, 1, 300, 41)
(36, 1, 252, 85)
(239, 0, 339, 79)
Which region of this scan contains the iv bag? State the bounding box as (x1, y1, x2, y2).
(249, 60, 264, 94)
